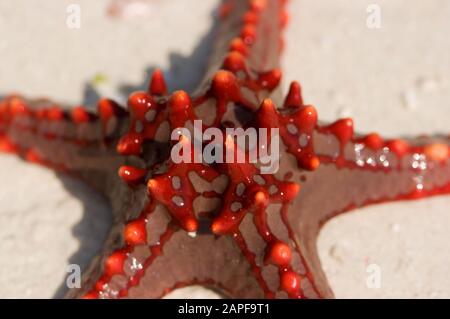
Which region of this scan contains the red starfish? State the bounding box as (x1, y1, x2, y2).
(0, 0, 449, 299)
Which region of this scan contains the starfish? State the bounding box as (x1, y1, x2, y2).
(0, 0, 449, 299)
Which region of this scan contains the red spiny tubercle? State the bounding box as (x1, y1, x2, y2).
(71, 106, 92, 124)
(266, 241, 292, 267)
(149, 69, 168, 96)
(118, 166, 147, 185)
(124, 219, 147, 245)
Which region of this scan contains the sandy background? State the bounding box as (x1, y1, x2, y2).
(0, 0, 449, 298)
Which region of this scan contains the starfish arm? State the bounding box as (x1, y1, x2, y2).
(312, 126, 450, 224)
(66, 194, 266, 299)
(0, 97, 131, 195)
(277, 127, 450, 298)
(195, 0, 284, 98)
(252, 98, 450, 298)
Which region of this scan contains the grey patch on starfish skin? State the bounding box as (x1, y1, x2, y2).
(268, 184, 278, 195)
(124, 245, 149, 277)
(291, 251, 307, 276)
(189, 171, 213, 193)
(145, 109, 157, 122)
(301, 278, 319, 299)
(104, 274, 129, 299)
(135, 120, 144, 133)
(298, 133, 309, 148)
(172, 196, 184, 207)
(253, 175, 266, 185)
(231, 201, 243, 212)
(287, 123, 298, 135)
(106, 117, 118, 136)
(266, 203, 290, 243)
(155, 121, 170, 142)
(146, 206, 171, 246)
(212, 175, 229, 194)
(236, 183, 246, 196)
(195, 99, 216, 126)
(193, 196, 220, 215)
(126, 186, 149, 220)
(275, 291, 288, 299)
(239, 214, 266, 267)
(261, 264, 280, 293)
(171, 176, 181, 190)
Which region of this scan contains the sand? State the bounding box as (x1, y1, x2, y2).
(0, 0, 449, 298)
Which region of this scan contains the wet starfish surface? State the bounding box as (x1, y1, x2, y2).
(0, 0, 449, 299)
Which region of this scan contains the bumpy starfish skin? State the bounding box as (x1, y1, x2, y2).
(0, 0, 449, 299)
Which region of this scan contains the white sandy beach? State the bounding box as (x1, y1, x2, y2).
(0, 0, 449, 298)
